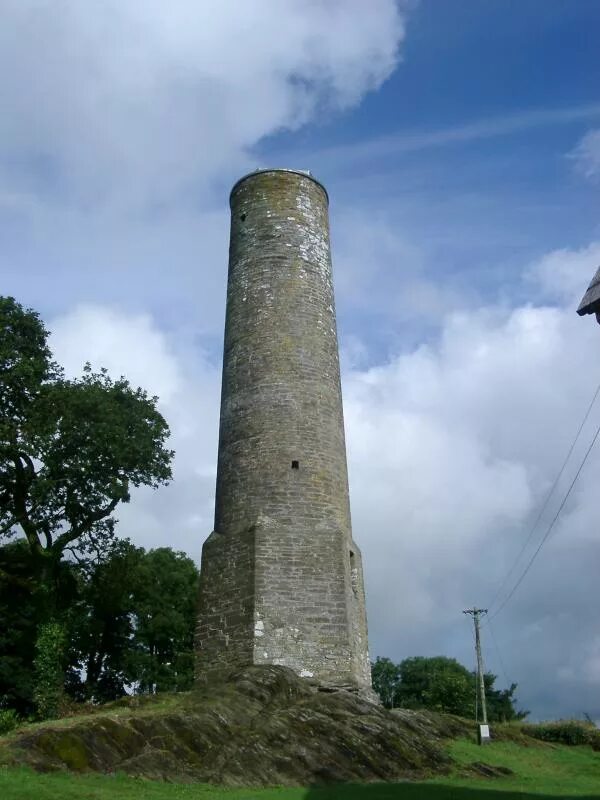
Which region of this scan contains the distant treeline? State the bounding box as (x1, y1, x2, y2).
(371, 655, 528, 721)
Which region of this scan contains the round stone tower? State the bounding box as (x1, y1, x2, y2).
(196, 169, 372, 694)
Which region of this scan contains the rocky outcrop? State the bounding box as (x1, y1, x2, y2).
(4, 666, 454, 785)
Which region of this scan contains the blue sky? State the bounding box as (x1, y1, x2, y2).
(2, 1, 600, 721)
(262, 0, 600, 354)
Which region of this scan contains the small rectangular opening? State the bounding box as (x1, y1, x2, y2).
(350, 550, 358, 597)
(291, 460, 299, 470)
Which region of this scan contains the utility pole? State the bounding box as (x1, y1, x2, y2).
(463, 607, 489, 742)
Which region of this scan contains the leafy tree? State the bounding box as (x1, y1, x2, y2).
(0, 296, 174, 715)
(0, 709, 20, 734)
(371, 654, 528, 721)
(67, 543, 198, 701)
(1, 539, 199, 711)
(0, 539, 79, 714)
(0, 296, 174, 603)
(67, 539, 144, 703)
(484, 674, 528, 722)
(126, 547, 198, 694)
(371, 657, 401, 708)
(0, 541, 38, 714)
(33, 622, 67, 719)
(396, 656, 475, 717)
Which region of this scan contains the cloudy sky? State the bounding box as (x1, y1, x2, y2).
(2, 0, 600, 721)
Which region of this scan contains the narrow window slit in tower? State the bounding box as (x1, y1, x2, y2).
(350, 550, 358, 597)
(240, 213, 246, 221)
(291, 460, 299, 470)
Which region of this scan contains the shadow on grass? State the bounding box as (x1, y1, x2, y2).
(303, 784, 600, 800)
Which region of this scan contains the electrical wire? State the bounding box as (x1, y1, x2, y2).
(489, 416, 600, 622)
(464, 613, 479, 722)
(485, 616, 511, 689)
(488, 376, 600, 613)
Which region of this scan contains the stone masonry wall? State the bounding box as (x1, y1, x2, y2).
(195, 526, 255, 682)
(214, 171, 350, 536)
(347, 540, 372, 687)
(252, 515, 354, 684)
(196, 169, 372, 693)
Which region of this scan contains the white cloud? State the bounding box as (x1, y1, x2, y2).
(283, 103, 600, 172)
(334, 210, 459, 323)
(345, 303, 573, 632)
(1, 0, 407, 340)
(529, 242, 600, 306)
(51, 306, 182, 402)
(570, 128, 600, 180)
(340, 244, 600, 718)
(0, 0, 404, 204)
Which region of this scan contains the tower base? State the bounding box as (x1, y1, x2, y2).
(195, 515, 372, 694)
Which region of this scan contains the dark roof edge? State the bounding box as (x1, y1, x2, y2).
(577, 301, 600, 316)
(230, 169, 329, 206)
(577, 265, 600, 315)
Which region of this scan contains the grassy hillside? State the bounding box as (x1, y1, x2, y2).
(438, 738, 600, 796)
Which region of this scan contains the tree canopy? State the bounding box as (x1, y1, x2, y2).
(0, 296, 177, 717)
(0, 539, 199, 713)
(0, 296, 174, 587)
(70, 542, 199, 702)
(371, 655, 528, 721)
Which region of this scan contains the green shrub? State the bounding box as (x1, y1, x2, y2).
(0, 708, 20, 734)
(524, 719, 600, 748)
(33, 622, 67, 720)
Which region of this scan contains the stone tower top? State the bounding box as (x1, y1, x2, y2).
(230, 168, 329, 205)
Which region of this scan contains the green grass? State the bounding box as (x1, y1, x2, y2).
(0, 768, 303, 800)
(0, 739, 598, 800)
(435, 738, 600, 796)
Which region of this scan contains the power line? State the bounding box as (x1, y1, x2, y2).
(464, 612, 479, 721)
(489, 416, 600, 622)
(488, 376, 600, 613)
(485, 616, 511, 689)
